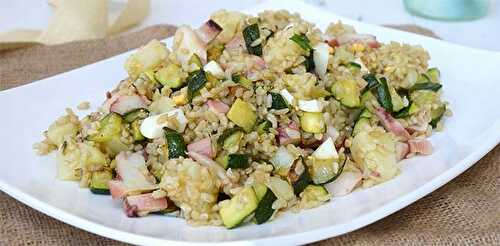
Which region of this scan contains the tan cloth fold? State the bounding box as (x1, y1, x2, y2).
(0, 24, 498, 245)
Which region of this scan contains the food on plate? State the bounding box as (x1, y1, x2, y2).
(34, 10, 450, 228)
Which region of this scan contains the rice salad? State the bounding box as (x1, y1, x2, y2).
(34, 10, 450, 228)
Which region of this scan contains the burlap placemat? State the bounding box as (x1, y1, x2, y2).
(1, 24, 498, 245)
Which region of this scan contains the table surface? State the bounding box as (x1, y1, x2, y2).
(1, 0, 499, 52)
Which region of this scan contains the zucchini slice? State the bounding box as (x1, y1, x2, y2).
(256, 120, 272, 134)
(345, 61, 361, 73)
(164, 128, 187, 159)
(155, 64, 185, 89)
(222, 131, 244, 152)
(392, 103, 411, 119)
(270, 92, 289, 110)
(300, 112, 325, 133)
(389, 84, 405, 112)
(90, 170, 113, 195)
(254, 186, 277, 224)
(123, 108, 149, 123)
(243, 23, 262, 56)
(231, 74, 253, 89)
(267, 176, 295, 202)
(130, 120, 145, 142)
(359, 108, 372, 119)
(87, 112, 130, 156)
(227, 154, 250, 169)
(409, 82, 442, 92)
(331, 79, 361, 108)
(299, 185, 330, 204)
(304, 49, 315, 72)
(88, 112, 123, 143)
(216, 154, 229, 169)
(217, 127, 244, 148)
(187, 69, 208, 101)
(353, 117, 371, 136)
(288, 158, 311, 195)
(253, 183, 268, 201)
(361, 73, 380, 94)
(289, 34, 312, 51)
(374, 77, 393, 112)
(219, 186, 258, 229)
(426, 67, 441, 83)
(227, 99, 257, 132)
(430, 105, 446, 128)
(188, 54, 203, 69)
(309, 155, 346, 185)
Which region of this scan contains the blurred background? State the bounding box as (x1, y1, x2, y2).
(0, 0, 498, 51)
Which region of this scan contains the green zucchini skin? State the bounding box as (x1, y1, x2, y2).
(426, 67, 440, 82)
(361, 73, 380, 94)
(409, 82, 442, 92)
(219, 187, 258, 228)
(130, 120, 145, 142)
(430, 105, 446, 128)
(227, 154, 250, 169)
(311, 156, 347, 185)
(346, 61, 361, 72)
(243, 23, 262, 56)
(164, 128, 187, 159)
(304, 50, 315, 72)
(289, 34, 315, 72)
(217, 127, 244, 145)
(89, 170, 112, 195)
(90, 188, 110, 195)
(269, 92, 288, 110)
(324, 157, 347, 184)
(392, 104, 411, 119)
(123, 108, 149, 123)
(231, 74, 253, 88)
(289, 34, 312, 51)
(292, 167, 311, 195)
(256, 120, 272, 134)
(187, 69, 208, 101)
(254, 188, 277, 224)
(374, 77, 393, 113)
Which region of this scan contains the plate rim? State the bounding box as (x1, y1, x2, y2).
(1, 0, 500, 245)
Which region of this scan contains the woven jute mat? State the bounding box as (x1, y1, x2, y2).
(0, 24, 498, 245)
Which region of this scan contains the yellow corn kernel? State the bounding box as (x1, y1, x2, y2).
(351, 43, 365, 52)
(172, 93, 187, 106)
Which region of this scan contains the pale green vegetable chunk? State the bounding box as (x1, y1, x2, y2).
(155, 64, 185, 88)
(389, 84, 405, 112)
(351, 128, 399, 187)
(219, 186, 258, 228)
(124, 39, 169, 79)
(300, 112, 325, 133)
(299, 185, 330, 209)
(57, 140, 109, 181)
(331, 79, 361, 108)
(227, 99, 257, 132)
(47, 121, 79, 147)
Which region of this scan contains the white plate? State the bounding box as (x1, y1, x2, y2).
(1, 0, 499, 245)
